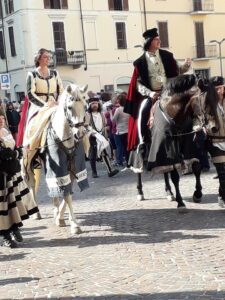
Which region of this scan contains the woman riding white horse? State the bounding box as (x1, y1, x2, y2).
(23, 83, 89, 234)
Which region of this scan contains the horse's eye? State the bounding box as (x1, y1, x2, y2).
(68, 106, 72, 110)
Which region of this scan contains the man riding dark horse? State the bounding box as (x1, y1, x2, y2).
(124, 27, 191, 155)
(124, 27, 203, 209)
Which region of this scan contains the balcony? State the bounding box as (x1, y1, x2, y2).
(192, 44, 217, 60)
(50, 49, 85, 67)
(190, 0, 214, 15)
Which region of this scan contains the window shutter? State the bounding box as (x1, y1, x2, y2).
(0, 32, 5, 59)
(9, 0, 14, 13)
(116, 22, 127, 49)
(44, 0, 50, 9)
(195, 22, 205, 58)
(108, 0, 114, 10)
(62, 0, 68, 9)
(4, 0, 9, 15)
(0, 2, 2, 18)
(8, 26, 16, 56)
(193, 0, 202, 11)
(123, 0, 129, 11)
(158, 22, 169, 48)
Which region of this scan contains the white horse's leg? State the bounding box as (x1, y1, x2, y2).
(64, 194, 82, 234)
(52, 197, 60, 219)
(54, 198, 67, 227)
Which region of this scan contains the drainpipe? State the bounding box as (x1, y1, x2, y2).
(143, 0, 147, 31)
(78, 0, 87, 71)
(0, 0, 8, 73)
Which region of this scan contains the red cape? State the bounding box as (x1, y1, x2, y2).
(16, 96, 29, 146)
(125, 67, 144, 150)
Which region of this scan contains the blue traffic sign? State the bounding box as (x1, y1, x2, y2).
(1, 74, 10, 84)
(0, 73, 10, 90)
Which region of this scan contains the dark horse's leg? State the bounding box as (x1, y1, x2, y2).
(135, 97, 152, 201)
(170, 169, 187, 212)
(137, 173, 145, 200)
(192, 161, 203, 203)
(164, 172, 176, 201)
(215, 163, 225, 208)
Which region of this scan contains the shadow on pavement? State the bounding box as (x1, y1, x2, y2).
(0, 252, 30, 261)
(0, 277, 39, 286)
(2, 290, 225, 299)
(185, 192, 217, 204)
(20, 207, 225, 249)
(21, 226, 48, 236)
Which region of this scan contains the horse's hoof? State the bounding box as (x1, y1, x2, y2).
(167, 194, 176, 201)
(193, 191, 203, 203)
(218, 197, 225, 208)
(137, 194, 145, 201)
(193, 196, 202, 203)
(177, 206, 188, 213)
(32, 212, 42, 220)
(71, 226, 82, 235)
(55, 218, 66, 227)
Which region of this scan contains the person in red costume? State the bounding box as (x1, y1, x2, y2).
(124, 27, 191, 154)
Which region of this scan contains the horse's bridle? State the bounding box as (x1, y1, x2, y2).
(63, 93, 86, 140)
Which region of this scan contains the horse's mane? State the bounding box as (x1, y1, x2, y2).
(160, 74, 199, 122)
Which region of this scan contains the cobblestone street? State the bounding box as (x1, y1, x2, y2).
(1, 163, 225, 300)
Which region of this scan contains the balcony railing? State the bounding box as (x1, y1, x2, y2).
(190, 0, 214, 14)
(193, 44, 217, 59)
(50, 50, 85, 67)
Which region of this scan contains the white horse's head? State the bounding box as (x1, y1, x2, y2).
(53, 83, 88, 143)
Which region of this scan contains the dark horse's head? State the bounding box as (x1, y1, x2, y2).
(160, 74, 199, 124)
(198, 76, 225, 131)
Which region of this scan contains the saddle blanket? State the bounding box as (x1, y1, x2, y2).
(45, 130, 89, 197)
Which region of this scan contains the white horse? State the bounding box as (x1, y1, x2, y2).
(23, 83, 88, 234)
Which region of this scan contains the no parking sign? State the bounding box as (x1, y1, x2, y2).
(0, 73, 10, 90)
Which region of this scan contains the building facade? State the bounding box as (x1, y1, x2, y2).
(0, 0, 225, 102)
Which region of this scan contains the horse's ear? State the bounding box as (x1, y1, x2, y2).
(79, 84, 88, 93)
(67, 84, 72, 93)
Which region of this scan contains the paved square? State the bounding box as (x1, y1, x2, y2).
(1, 164, 225, 300)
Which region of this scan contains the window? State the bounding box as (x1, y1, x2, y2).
(52, 22, 67, 64)
(0, 2, 2, 18)
(116, 22, 127, 49)
(108, 0, 129, 11)
(4, 0, 14, 15)
(195, 22, 205, 58)
(0, 32, 5, 59)
(44, 0, 68, 9)
(8, 26, 16, 56)
(158, 22, 169, 48)
(194, 68, 209, 80)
